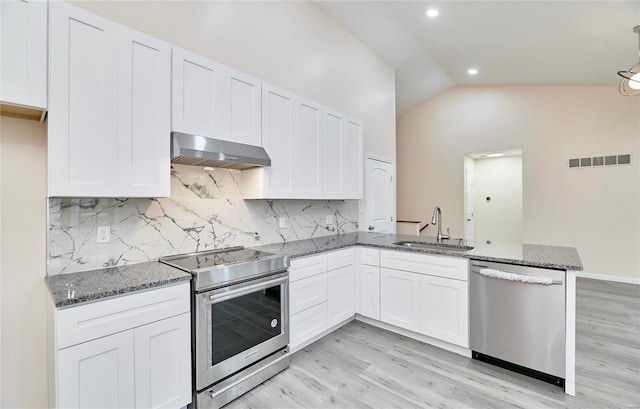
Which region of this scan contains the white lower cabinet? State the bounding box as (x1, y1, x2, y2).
(289, 249, 356, 351)
(134, 314, 192, 409)
(358, 264, 380, 320)
(289, 247, 469, 352)
(380, 268, 421, 332)
(380, 250, 470, 348)
(327, 265, 356, 327)
(290, 302, 328, 349)
(53, 283, 191, 409)
(420, 275, 469, 347)
(58, 331, 135, 409)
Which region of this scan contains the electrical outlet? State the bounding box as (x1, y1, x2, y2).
(326, 215, 333, 225)
(278, 217, 286, 229)
(97, 225, 110, 243)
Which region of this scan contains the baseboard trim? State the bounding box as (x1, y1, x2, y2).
(577, 272, 640, 285)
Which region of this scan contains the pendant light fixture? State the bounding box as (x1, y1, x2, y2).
(618, 25, 640, 96)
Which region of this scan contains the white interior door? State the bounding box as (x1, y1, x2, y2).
(366, 157, 394, 233)
(465, 168, 474, 241)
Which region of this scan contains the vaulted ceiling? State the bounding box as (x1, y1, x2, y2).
(315, 1, 640, 114)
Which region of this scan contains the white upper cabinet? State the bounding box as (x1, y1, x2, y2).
(49, 1, 119, 197)
(296, 99, 323, 198)
(118, 27, 170, 197)
(242, 84, 323, 199)
(48, 2, 170, 198)
(242, 85, 362, 200)
(223, 69, 262, 146)
(323, 109, 363, 200)
(0, 0, 47, 111)
(171, 47, 224, 139)
(260, 85, 296, 196)
(172, 47, 262, 146)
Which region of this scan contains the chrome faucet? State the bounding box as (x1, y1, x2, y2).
(431, 206, 450, 242)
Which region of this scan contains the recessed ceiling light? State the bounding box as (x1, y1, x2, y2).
(467, 68, 478, 75)
(482, 152, 504, 158)
(426, 9, 439, 18)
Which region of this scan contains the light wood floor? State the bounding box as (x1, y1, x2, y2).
(226, 278, 640, 408)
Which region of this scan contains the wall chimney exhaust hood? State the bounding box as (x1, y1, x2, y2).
(170, 132, 271, 170)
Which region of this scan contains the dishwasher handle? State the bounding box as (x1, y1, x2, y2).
(472, 267, 563, 285)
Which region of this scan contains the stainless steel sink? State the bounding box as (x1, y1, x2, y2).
(393, 240, 474, 251)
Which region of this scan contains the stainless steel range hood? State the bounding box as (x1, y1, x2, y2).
(170, 131, 271, 170)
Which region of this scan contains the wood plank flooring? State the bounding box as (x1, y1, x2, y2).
(226, 278, 640, 408)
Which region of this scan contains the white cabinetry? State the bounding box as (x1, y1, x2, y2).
(57, 331, 135, 408)
(242, 86, 362, 200)
(48, 2, 170, 197)
(323, 109, 363, 200)
(242, 84, 323, 199)
(172, 47, 261, 146)
(53, 283, 191, 409)
(289, 248, 356, 351)
(358, 248, 380, 320)
(380, 250, 469, 348)
(0, 0, 47, 112)
(327, 249, 356, 327)
(289, 254, 328, 351)
(380, 268, 421, 332)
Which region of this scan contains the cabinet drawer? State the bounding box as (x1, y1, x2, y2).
(56, 283, 190, 349)
(290, 302, 327, 350)
(290, 273, 327, 315)
(290, 254, 327, 282)
(360, 247, 380, 266)
(380, 250, 469, 281)
(327, 248, 355, 271)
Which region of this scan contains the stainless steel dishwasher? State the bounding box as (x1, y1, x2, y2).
(470, 260, 566, 387)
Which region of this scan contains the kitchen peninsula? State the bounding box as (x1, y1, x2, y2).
(47, 231, 582, 407)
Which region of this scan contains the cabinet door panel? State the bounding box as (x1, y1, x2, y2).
(420, 275, 469, 347)
(49, 1, 118, 196)
(380, 268, 420, 332)
(57, 331, 135, 409)
(0, 0, 47, 109)
(290, 302, 327, 351)
(135, 313, 191, 409)
(172, 47, 223, 138)
(358, 264, 380, 320)
(327, 265, 355, 327)
(343, 118, 363, 198)
(262, 85, 296, 194)
(290, 273, 328, 315)
(323, 110, 343, 197)
(118, 26, 170, 197)
(295, 99, 323, 197)
(224, 70, 261, 145)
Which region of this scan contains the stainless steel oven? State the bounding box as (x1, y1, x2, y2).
(160, 247, 290, 409)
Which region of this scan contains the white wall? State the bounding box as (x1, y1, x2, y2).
(0, 116, 48, 409)
(473, 156, 523, 243)
(397, 86, 640, 280)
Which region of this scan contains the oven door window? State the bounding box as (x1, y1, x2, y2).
(211, 284, 282, 366)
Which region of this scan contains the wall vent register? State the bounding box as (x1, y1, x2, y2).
(568, 154, 631, 168)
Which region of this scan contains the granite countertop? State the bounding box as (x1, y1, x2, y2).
(251, 232, 583, 271)
(46, 232, 582, 308)
(46, 261, 191, 308)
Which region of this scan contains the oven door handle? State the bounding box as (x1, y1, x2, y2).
(205, 275, 288, 304)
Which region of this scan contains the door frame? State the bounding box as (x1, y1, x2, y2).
(364, 154, 396, 233)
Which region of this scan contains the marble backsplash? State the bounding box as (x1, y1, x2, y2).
(48, 165, 358, 275)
